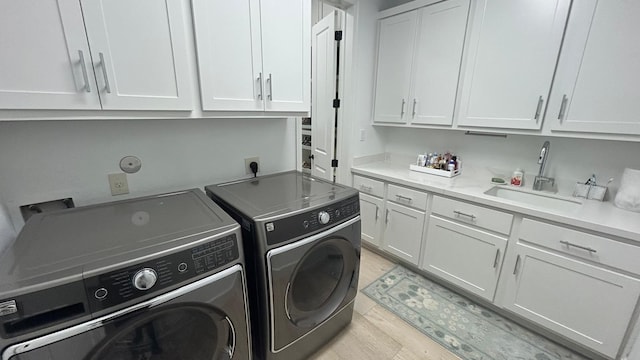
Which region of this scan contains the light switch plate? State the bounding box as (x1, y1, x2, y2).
(108, 173, 129, 196)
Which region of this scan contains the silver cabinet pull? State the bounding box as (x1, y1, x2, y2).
(267, 73, 273, 101)
(557, 94, 568, 121)
(534, 96, 544, 123)
(513, 254, 521, 275)
(453, 210, 476, 221)
(395, 194, 412, 203)
(493, 248, 500, 269)
(412, 99, 417, 118)
(375, 205, 379, 221)
(78, 50, 91, 92)
(98, 52, 111, 94)
(400, 99, 406, 118)
(385, 209, 390, 225)
(257, 72, 263, 100)
(359, 184, 373, 192)
(560, 240, 596, 254)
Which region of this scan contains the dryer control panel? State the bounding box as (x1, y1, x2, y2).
(84, 233, 240, 313)
(265, 195, 360, 246)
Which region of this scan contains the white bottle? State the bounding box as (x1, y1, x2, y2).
(511, 169, 524, 186)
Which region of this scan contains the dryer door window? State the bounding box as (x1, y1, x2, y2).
(286, 238, 357, 327)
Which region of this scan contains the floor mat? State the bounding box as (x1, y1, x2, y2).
(362, 265, 586, 360)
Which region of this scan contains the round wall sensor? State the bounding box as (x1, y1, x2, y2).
(120, 156, 142, 174)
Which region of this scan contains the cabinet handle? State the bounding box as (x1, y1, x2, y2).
(400, 99, 406, 118)
(513, 254, 521, 275)
(395, 194, 412, 203)
(98, 52, 111, 94)
(560, 240, 596, 254)
(359, 184, 373, 192)
(493, 248, 500, 269)
(534, 96, 543, 123)
(453, 210, 476, 221)
(412, 99, 417, 118)
(267, 73, 273, 101)
(375, 205, 379, 221)
(78, 50, 91, 93)
(257, 72, 263, 100)
(557, 94, 568, 122)
(385, 209, 390, 225)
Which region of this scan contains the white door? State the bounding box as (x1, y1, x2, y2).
(382, 201, 425, 266)
(311, 12, 339, 180)
(502, 243, 640, 358)
(359, 193, 383, 247)
(410, 0, 469, 126)
(421, 216, 507, 301)
(81, 0, 192, 110)
(457, 0, 570, 130)
(548, 0, 640, 135)
(192, 0, 264, 111)
(261, 0, 311, 112)
(0, 0, 100, 109)
(373, 11, 417, 124)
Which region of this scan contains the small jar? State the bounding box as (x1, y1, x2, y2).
(511, 169, 524, 186)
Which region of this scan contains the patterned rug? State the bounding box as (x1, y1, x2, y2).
(362, 265, 586, 360)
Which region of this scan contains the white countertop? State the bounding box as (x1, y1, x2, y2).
(352, 160, 640, 243)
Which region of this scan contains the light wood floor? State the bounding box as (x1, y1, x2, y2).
(310, 247, 462, 360)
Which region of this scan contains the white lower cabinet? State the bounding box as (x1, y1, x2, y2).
(501, 227, 640, 358)
(382, 201, 425, 266)
(359, 193, 384, 247)
(421, 215, 507, 301)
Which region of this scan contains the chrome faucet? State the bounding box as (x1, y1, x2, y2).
(533, 141, 554, 191)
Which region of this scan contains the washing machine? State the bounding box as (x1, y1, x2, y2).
(0, 189, 252, 360)
(205, 171, 360, 360)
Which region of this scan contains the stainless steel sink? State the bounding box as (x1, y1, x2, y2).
(484, 186, 582, 212)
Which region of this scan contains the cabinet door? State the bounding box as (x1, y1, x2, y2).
(192, 0, 264, 111)
(502, 243, 640, 358)
(261, 0, 311, 112)
(0, 0, 100, 110)
(373, 11, 418, 124)
(382, 201, 425, 265)
(422, 216, 507, 301)
(81, 0, 192, 110)
(359, 193, 383, 247)
(457, 0, 570, 129)
(548, 0, 640, 135)
(410, 0, 469, 126)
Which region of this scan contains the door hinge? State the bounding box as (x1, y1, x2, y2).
(331, 159, 338, 168)
(333, 99, 340, 108)
(335, 31, 343, 41)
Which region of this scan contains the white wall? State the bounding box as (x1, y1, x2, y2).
(384, 127, 640, 194)
(0, 118, 296, 230)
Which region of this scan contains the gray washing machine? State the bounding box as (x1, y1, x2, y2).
(0, 189, 251, 360)
(205, 171, 360, 360)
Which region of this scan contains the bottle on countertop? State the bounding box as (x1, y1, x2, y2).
(511, 168, 524, 186)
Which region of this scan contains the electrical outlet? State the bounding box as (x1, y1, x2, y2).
(245, 157, 260, 175)
(108, 173, 129, 196)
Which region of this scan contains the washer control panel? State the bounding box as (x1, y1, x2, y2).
(84, 233, 239, 313)
(265, 195, 360, 246)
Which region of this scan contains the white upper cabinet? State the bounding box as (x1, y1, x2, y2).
(193, 0, 310, 112)
(0, 0, 100, 110)
(373, 11, 417, 124)
(81, 0, 192, 110)
(457, 0, 570, 130)
(191, 0, 263, 111)
(410, 0, 469, 126)
(547, 0, 640, 135)
(261, 0, 311, 112)
(0, 0, 191, 111)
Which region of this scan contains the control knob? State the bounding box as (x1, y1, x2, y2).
(318, 211, 330, 225)
(132, 268, 158, 291)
